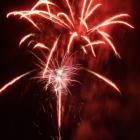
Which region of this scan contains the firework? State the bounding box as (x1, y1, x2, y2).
(42, 58, 79, 127)
(7, 0, 134, 57)
(34, 44, 80, 139)
(1, 0, 134, 139)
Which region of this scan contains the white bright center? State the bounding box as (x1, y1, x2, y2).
(57, 69, 63, 75)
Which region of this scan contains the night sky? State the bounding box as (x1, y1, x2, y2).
(0, 0, 140, 140)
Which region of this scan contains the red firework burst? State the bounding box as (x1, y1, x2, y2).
(7, 0, 134, 57)
(0, 0, 134, 140)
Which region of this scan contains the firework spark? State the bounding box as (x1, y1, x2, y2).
(33, 42, 50, 50)
(19, 33, 35, 47)
(43, 37, 60, 78)
(85, 69, 121, 93)
(0, 71, 32, 94)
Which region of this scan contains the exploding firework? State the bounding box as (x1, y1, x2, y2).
(0, 37, 120, 140)
(0, 0, 134, 139)
(38, 54, 80, 139)
(7, 0, 134, 57)
(32, 40, 81, 140)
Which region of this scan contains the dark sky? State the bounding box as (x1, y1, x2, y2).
(0, 0, 140, 140)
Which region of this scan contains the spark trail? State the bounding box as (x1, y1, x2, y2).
(0, 71, 32, 94)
